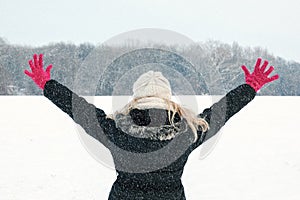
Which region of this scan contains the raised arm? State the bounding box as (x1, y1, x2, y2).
(194, 58, 279, 146)
(24, 54, 112, 147)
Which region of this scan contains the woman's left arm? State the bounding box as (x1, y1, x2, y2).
(24, 54, 113, 148)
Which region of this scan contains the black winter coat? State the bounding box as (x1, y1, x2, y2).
(43, 80, 256, 200)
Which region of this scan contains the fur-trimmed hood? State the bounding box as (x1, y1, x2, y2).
(115, 112, 190, 141)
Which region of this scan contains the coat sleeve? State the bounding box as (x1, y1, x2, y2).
(192, 84, 256, 149)
(43, 79, 114, 147)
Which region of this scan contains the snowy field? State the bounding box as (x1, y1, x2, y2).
(0, 96, 300, 200)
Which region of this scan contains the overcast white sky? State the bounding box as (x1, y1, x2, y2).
(1, 0, 299, 62)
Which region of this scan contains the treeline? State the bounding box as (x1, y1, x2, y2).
(0, 37, 299, 96)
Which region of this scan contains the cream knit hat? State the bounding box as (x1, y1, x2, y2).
(133, 71, 172, 99)
(132, 71, 172, 110)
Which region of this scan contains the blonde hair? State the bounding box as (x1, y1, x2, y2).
(114, 96, 209, 143)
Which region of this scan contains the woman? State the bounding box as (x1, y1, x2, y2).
(24, 54, 279, 199)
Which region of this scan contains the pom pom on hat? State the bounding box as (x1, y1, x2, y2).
(133, 71, 172, 100)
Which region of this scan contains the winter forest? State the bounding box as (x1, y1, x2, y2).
(0, 36, 299, 96)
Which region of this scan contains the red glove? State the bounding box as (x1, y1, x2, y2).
(241, 58, 279, 92)
(24, 54, 52, 89)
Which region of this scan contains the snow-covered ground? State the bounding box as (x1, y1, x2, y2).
(0, 96, 299, 200)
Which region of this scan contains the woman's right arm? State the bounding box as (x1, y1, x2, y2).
(192, 58, 279, 149)
(197, 83, 256, 144)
